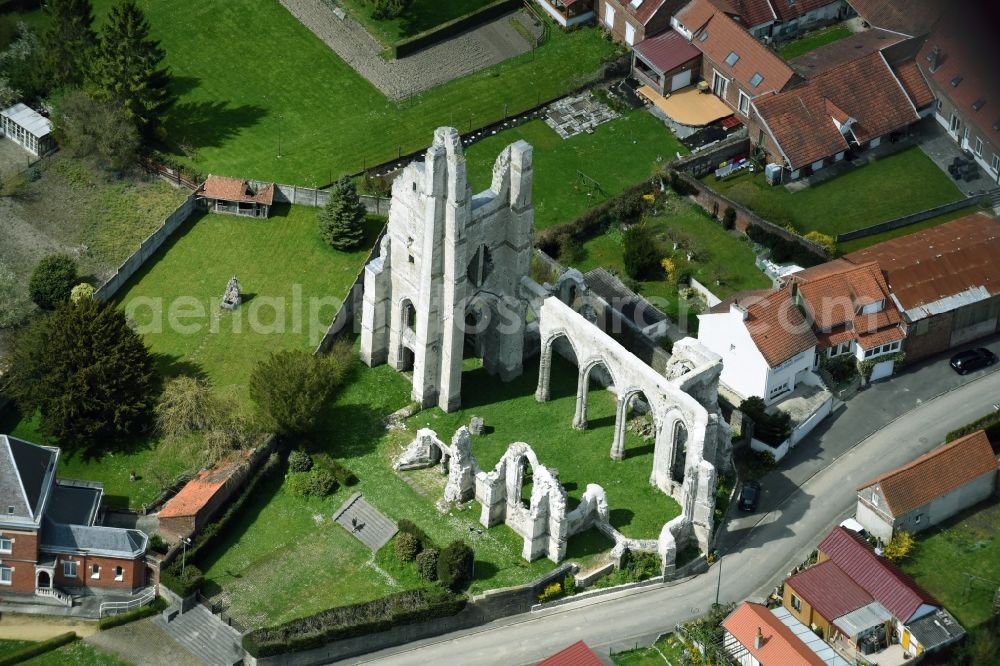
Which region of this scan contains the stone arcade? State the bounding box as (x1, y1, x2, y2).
(361, 128, 732, 572)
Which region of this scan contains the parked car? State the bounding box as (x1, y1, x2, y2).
(738, 480, 761, 512)
(949, 348, 998, 375)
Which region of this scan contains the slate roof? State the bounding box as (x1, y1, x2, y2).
(693, 11, 796, 95)
(858, 431, 998, 517)
(197, 175, 275, 205)
(843, 213, 1000, 316)
(0, 434, 58, 527)
(740, 287, 817, 367)
(785, 559, 873, 621)
(818, 527, 937, 622)
(584, 268, 668, 327)
(753, 51, 919, 169)
(538, 640, 604, 666)
(634, 29, 701, 73)
(722, 602, 827, 666)
(40, 518, 147, 559)
(845, 0, 944, 37)
(46, 482, 102, 527)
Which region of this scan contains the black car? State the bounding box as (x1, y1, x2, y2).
(949, 348, 998, 375)
(738, 480, 761, 512)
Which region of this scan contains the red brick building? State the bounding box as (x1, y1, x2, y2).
(0, 435, 149, 599)
(596, 0, 684, 47)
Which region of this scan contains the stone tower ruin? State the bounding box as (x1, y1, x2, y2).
(359, 127, 534, 412)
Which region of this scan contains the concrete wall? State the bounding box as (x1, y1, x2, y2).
(904, 312, 954, 363)
(856, 495, 894, 544)
(689, 277, 722, 307)
(835, 197, 977, 242)
(94, 194, 199, 303)
(247, 181, 391, 216)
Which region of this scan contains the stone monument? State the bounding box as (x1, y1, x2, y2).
(221, 276, 241, 310)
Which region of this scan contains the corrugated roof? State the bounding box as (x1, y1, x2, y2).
(905, 608, 966, 651)
(0, 103, 53, 138)
(197, 175, 275, 206)
(538, 640, 604, 666)
(843, 213, 1000, 314)
(786, 559, 873, 622)
(634, 29, 701, 73)
(722, 602, 828, 666)
(832, 601, 893, 639)
(858, 431, 998, 517)
(818, 527, 937, 622)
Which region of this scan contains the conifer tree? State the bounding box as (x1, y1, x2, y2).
(318, 176, 367, 251)
(39, 0, 98, 90)
(91, 0, 172, 134)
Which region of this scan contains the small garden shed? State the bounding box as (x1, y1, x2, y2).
(196, 174, 275, 218)
(0, 103, 56, 157)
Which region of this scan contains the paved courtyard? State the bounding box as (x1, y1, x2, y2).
(915, 118, 999, 196)
(279, 0, 541, 100)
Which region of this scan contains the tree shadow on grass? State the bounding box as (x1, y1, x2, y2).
(165, 100, 268, 152)
(565, 527, 614, 559)
(151, 353, 209, 383)
(314, 401, 390, 460)
(609, 507, 635, 533)
(472, 559, 499, 583)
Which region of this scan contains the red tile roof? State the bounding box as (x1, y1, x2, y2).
(845, 0, 944, 37)
(537, 640, 604, 666)
(634, 30, 702, 73)
(728, 0, 776, 28)
(722, 602, 827, 666)
(159, 452, 251, 519)
(611, 0, 671, 26)
(754, 51, 919, 169)
(788, 29, 906, 78)
(892, 59, 935, 109)
(744, 288, 818, 367)
(791, 262, 891, 329)
(198, 175, 275, 206)
(786, 559, 873, 621)
(675, 0, 729, 34)
(818, 527, 938, 622)
(859, 431, 998, 517)
(843, 213, 1000, 314)
(694, 11, 796, 94)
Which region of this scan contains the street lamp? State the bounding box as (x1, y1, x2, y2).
(181, 537, 192, 574)
(713, 549, 722, 607)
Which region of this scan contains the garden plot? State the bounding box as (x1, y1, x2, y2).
(545, 93, 620, 139)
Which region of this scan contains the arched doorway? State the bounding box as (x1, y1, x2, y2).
(37, 570, 51, 589)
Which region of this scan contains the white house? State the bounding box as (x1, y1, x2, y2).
(0, 103, 55, 157)
(855, 430, 998, 543)
(698, 288, 817, 405)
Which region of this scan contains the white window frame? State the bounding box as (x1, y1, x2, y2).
(738, 90, 750, 115)
(0, 565, 11, 585)
(115, 566, 124, 582)
(712, 69, 729, 99)
(0, 537, 12, 554)
(63, 560, 78, 578)
(872, 492, 880, 506)
(604, 3, 615, 28)
(975, 137, 983, 156)
(791, 594, 802, 611)
(992, 154, 1000, 173)
(625, 21, 636, 45)
(91, 564, 101, 580)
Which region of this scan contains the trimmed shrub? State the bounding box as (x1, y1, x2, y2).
(70, 282, 96, 303)
(563, 573, 577, 596)
(98, 597, 168, 630)
(394, 531, 421, 562)
(148, 534, 169, 554)
(0, 632, 77, 665)
(28, 253, 78, 309)
(437, 539, 475, 591)
(537, 582, 563, 603)
(160, 563, 203, 597)
(287, 467, 337, 497)
(946, 412, 1000, 443)
(397, 519, 434, 549)
(416, 548, 439, 581)
(623, 225, 662, 280)
(242, 587, 465, 657)
(288, 449, 313, 472)
(804, 230, 837, 255)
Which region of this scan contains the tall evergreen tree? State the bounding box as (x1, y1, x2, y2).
(318, 176, 367, 251)
(91, 0, 172, 133)
(39, 0, 97, 90)
(7, 298, 158, 452)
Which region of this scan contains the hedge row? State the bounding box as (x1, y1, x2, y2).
(0, 632, 76, 665)
(242, 587, 466, 657)
(745, 223, 825, 268)
(945, 412, 1000, 443)
(98, 596, 168, 630)
(160, 562, 203, 598)
(393, 0, 522, 58)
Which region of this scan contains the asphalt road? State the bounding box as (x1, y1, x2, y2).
(351, 340, 1000, 666)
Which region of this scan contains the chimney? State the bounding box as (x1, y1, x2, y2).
(731, 302, 749, 321)
(927, 46, 941, 72)
(754, 626, 764, 650)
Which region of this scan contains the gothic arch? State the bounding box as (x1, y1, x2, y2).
(535, 329, 582, 402)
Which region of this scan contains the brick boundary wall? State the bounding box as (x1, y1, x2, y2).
(835, 195, 982, 242)
(673, 135, 751, 179)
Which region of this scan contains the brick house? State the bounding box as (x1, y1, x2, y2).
(158, 451, 255, 541)
(534, 0, 597, 27)
(0, 435, 149, 600)
(596, 0, 684, 47)
(631, 29, 702, 95)
(855, 430, 998, 544)
(844, 213, 1000, 363)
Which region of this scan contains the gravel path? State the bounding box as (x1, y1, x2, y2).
(279, 0, 542, 100)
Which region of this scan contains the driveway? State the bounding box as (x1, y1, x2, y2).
(352, 340, 1000, 665)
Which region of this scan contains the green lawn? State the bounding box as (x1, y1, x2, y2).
(465, 111, 686, 230)
(338, 0, 495, 45)
(200, 356, 616, 628)
(704, 147, 963, 243)
(0, 638, 35, 651)
(22, 641, 132, 666)
(612, 635, 688, 665)
(2, 205, 377, 508)
(56, 0, 620, 184)
(902, 499, 1000, 630)
(778, 24, 853, 60)
(837, 205, 981, 254)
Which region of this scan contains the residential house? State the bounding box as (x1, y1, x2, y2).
(786, 260, 906, 381)
(844, 213, 1000, 362)
(763, 0, 848, 42)
(596, 0, 683, 47)
(538, 640, 604, 666)
(722, 601, 850, 665)
(750, 50, 932, 180)
(196, 174, 275, 219)
(534, 0, 597, 27)
(844, 0, 943, 39)
(690, 10, 799, 123)
(917, 4, 1000, 184)
(855, 430, 998, 543)
(697, 288, 818, 404)
(783, 559, 874, 640)
(0, 103, 56, 157)
(632, 29, 702, 95)
(0, 435, 149, 600)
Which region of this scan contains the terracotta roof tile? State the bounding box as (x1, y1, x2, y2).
(722, 602, 827, 666)
(892, 59, 935, 109)
(792, 262, 892, 328)
(843, 213, 1000, 313)
(845, 0, 944, 37)
(634, 30, 702, 73)
(788, 29, 905, 78)
(754, 51, 919, 169)
(743, 288, 818, 367)
(786, 560, 873, 621)
(694, 12, 796, 94)
(197, 175, 275, 206)
(818, 527, 938, 621)
(538, 640, 604, 666)
(728, 0, 776, 28)
(770, 0, 839, 23)
(159, 452, 251, 519)
(676, 0, 727, 33)
(859, 431, 998, 517)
